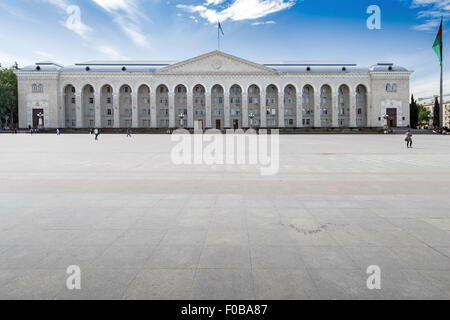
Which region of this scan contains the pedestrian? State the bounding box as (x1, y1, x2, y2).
(56, 128, 60, 136)
(127, 128, 132, 138)
(405, 130, 413, 148)
(90, 128, 93, 135)
(94, 128, 99, 140)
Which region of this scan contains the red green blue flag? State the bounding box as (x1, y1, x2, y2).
(218, 22, 224, 36)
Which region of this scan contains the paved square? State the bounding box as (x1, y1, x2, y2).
(0, 133, 449, 300)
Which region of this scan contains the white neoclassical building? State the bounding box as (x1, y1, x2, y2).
(17, 51, 412, 130)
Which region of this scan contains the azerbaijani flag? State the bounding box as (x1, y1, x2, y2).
(218, 22, 224, 36)
(433, 18, 443, 66)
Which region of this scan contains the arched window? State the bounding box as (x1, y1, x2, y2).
(391, 83, 397, 92)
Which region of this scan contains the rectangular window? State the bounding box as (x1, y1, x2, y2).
(107, 109, 112, 115)
(107, 120, 112, 126)
(89, 109, 95, 116)
(107, 98, 112, 104)
(89, 98, 94, 104)
(72, 97, 76, 104)
(357, 108, 362, 115)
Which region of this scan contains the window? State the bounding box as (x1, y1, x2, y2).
(72, 97, 76, 104)
(72, 120, 76, 127)
(391, 83, 397, 92)
(125, 109, 131, 117)
(356, 119, 363, 126)
(89, 109, 94, 116)
(89, 98, 94, 104)
(386, 84, 391, 92)
(339, 108, 345, 115)
(322, 97, 328, 104)
(89, 120, 94, 126)
(32, 84, 44, 93)
(72, 87, 76, 93)
(106, 87, 111, 93)
(357, 108, 362, 115)
(107, 109, 112, 115)
(339, 119, 345, 126)
(107, 97, 112, 104)
(90, 87, 94, 93)
(72, 109, 76, 117)
(107, 120, 112, 127)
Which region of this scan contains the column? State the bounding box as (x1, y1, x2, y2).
(242, 92, 249, 128)
(150, 91, 157, 128)
(332, 93, 338, 127)
(113, 92, 120, 128)
(169, 92, 175, 128)
(366, 91, 372, 127)
(75, 92, 82, 128)
(296, 92, 303, 128)
(350, 92, 357, 127)
(94, 92, 101, 128)
(278, 92, 285, 128)
(187, 93, 194, 128)
(314, 92, 321, 127)
(205, 92, 212, 129)
(260, 90, 267, 128)
(132, 91, 139, 128)
(224, 92, 231, 128)
(59, 91, 65, 128)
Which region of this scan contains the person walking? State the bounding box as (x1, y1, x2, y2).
(126, 128, 132, 138)
(56, 128, 60, 136)
(94, 128, 99, 140)
(405, 130, 413, 148)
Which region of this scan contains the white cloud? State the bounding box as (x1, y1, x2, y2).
(177, 0, 296, 24)
(92, 0, 150, 47)
(252, 20, 276, 26)
(190, 16, 199, 24)
(97, 45, 129, 60)
(204, 0, 226, 5)
(409, 0, 450, 31)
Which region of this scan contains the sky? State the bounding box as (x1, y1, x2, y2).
(0, 0, 449, 99)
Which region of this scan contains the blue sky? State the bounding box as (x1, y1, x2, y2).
(0, 0, 448, 98)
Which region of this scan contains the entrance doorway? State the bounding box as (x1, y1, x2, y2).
(215, 119, 221, 130)
(32, 109, 44, 128)
(233, 119, 239, 130)
(386, 108, 397, 128)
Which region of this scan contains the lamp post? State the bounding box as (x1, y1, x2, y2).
(383, 113, 389, 133)
(249, 113, 255, 130)
(178, 113, 185, 128)
(37, 112, 44, 129)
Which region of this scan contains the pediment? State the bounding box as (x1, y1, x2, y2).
(158, 51, 276, 74)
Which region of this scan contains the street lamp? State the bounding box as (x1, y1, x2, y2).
(249, 113, 255, 129)
(37, 112, 44, 129)
(383, 113, 389, 133)
(178, 113, 185, 128)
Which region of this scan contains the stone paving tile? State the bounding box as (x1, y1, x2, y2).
(1, 135, 450, 299)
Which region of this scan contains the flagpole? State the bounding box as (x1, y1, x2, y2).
(218, 21, 220, 51)
(441, 17, 444, 128)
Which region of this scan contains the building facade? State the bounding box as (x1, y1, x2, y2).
(17, 51, 412, 130)
(422, 96, 450, 128)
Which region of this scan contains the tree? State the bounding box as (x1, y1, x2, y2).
(0, 67, 18, 129)
(433, 97, 441, 128)
(409, 94, 419, 128)
(417, 104, 431, 127)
